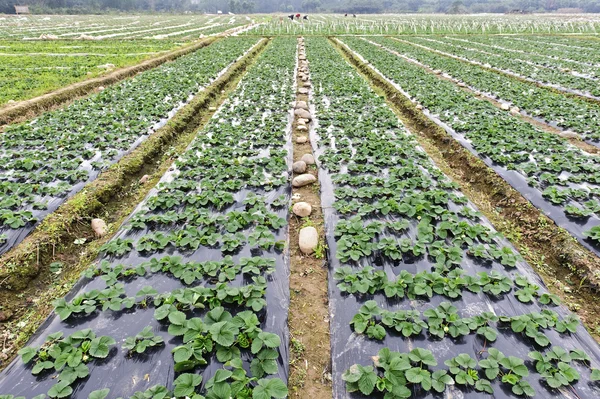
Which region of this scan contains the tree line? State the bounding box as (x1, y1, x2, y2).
(2, 0, 600, 15)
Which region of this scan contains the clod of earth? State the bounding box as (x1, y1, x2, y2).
(91, 218, 108, 237)
(292, 173, 316, 187)
(0, 310, 13, 322)
(301, 153, 315, 165)
(296, 136, 308, 144)
(139, 174, 150, 184)
(293, 160, 307, 173)
(500, 103, 510, 110)
(297, 125, 308, 132)
(292, 202, 312, 217)
(299, 226, 318, 254)
(560, 131, 582, 140)
(298, 87, 309, 95)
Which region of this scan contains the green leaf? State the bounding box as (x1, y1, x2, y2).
(408, 348, 437, 366)
(88, 389, 110, 399)
(252, 378, 288, 399)
(17, 346, 37, 364)
(475, 378, 493, 394)
(48, 381, 73, 398)
(173, 373, 202, 397)
(89, 336, 116, 358)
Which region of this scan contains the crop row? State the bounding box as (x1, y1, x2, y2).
(447, 38, 598, 80)
(402, 36, 600, 98)
(511, 35, 600, 51)
(0, 37, 259, 255)
(0, 15, 238, 40)
(442, 36, 600, 79)
(0, 36, 297, 398)
(340, 36, 600, 254)
(452, 35, 600, 69)
(304, 36, 600, 398)
(367, 36, 600, 142)
(244, 15, 600, 35)
(344, 346, 600, 397)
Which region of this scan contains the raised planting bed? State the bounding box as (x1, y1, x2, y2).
(305, 36, 600, 399)
(0, 36, 297, 398)
(340, 36, 600, 258)
(0, 37, 259, 256)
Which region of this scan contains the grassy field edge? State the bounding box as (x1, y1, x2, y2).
(0, 36, 219, 126)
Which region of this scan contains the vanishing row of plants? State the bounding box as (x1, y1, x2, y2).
(0, 14, 238, 40)
(367, 36, 600, 142)
(305, 36, 600, 398)
(509, 35, 600, 52)
(0, 36, 259, 253)
(402, 36, 600, 97)
(442, 36, 600, 79)
(244, 15, 600, 36)
(2, 37, 297, 398)
(448, 35, 600, 71)
(341, 36, 600, 245)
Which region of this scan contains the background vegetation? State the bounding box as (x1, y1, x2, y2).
(2, 0, 600, 15)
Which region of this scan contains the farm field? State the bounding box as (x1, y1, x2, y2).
(4, 13, 600, 399)
(0, 40, 188, 105)
(0, 14, 254, 105)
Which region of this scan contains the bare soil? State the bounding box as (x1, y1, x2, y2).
(287, 37, 332, 398)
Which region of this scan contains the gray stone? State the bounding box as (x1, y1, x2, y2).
(295, 100, 308, 110)
(292, 161, 307, 173)
(293, 202, 312, 217)
(299, 226, 318, 254)
(139, 174, 150, 184)
(301, 153, 315, 165)
(91, 218, 108, 237)
(500, 103, 510, 111)
(294, 108, 312, 120)
(292, 173, 316, 187)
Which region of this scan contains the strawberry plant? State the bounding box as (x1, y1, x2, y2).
(123, 326, 164, 355)
(0, 37, 260, 255)
(529, 346, 582, 389)
(17, 329, 115, 395)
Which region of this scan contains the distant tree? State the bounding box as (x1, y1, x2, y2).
(240, 0, 255, 12)
(229, 0, 240, 12)
(301, 0, 320, 11)
(447, 0, 467, 13)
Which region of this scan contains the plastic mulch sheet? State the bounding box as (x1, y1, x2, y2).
(0, 37, 296, 398)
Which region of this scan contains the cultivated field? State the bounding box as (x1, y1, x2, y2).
(2, 12, 600, 399)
